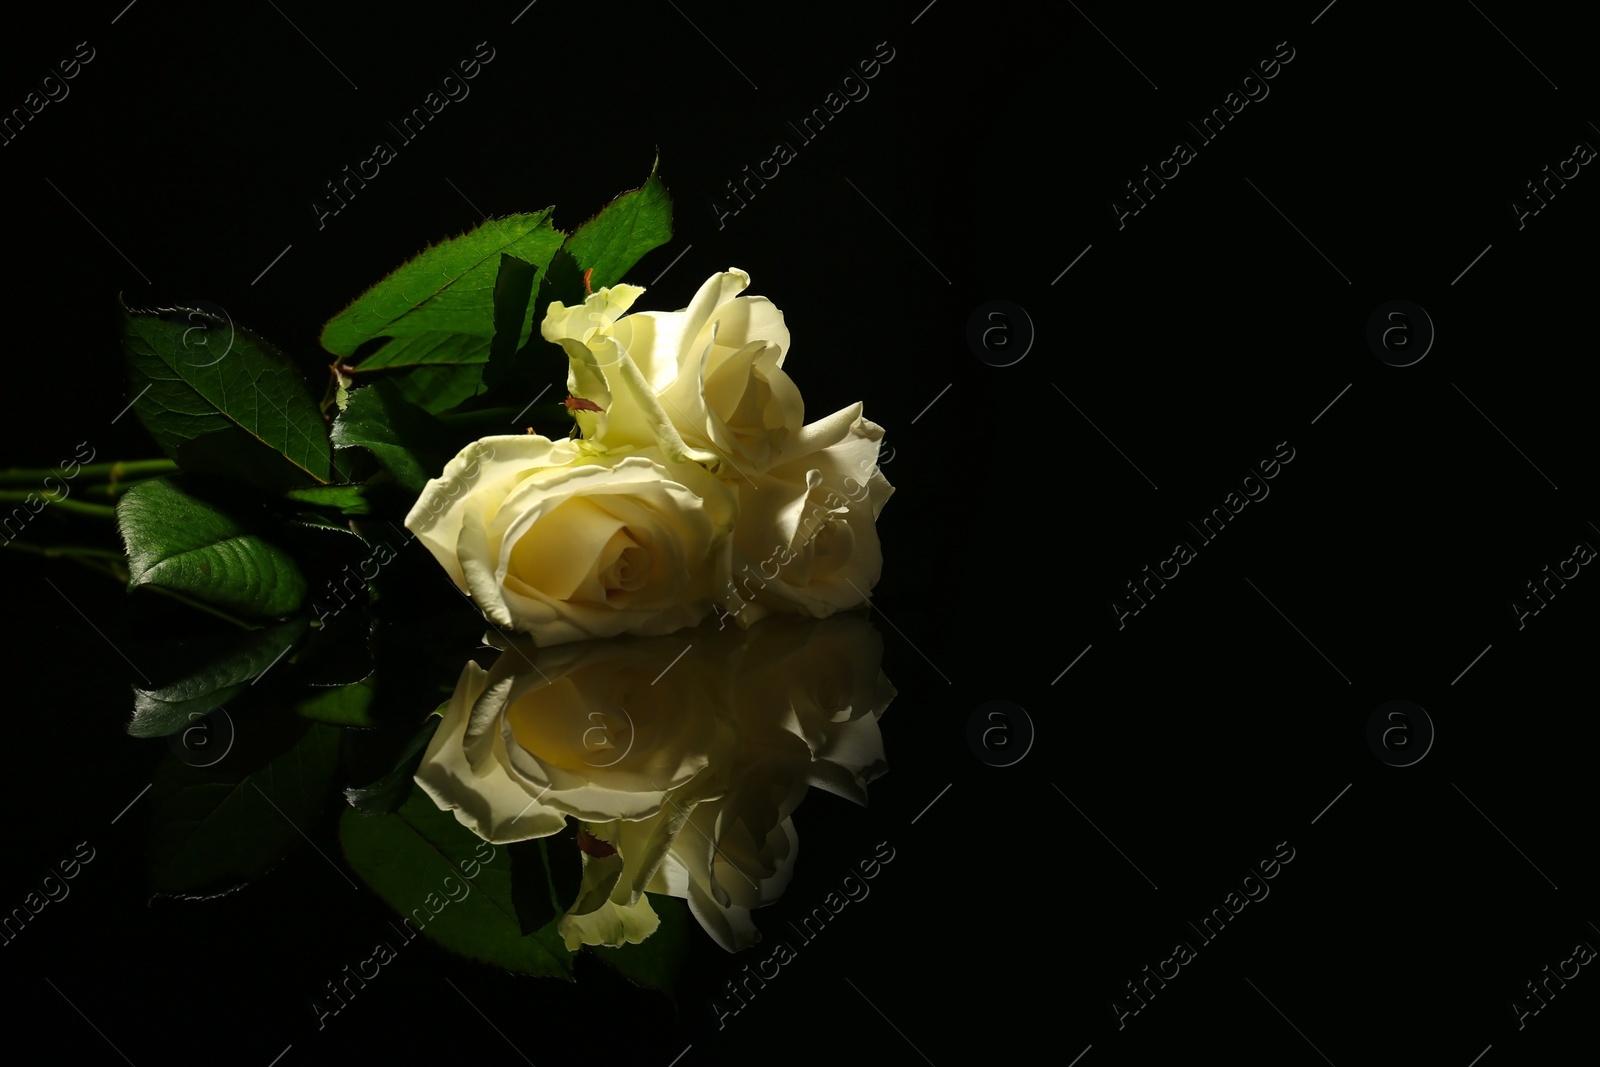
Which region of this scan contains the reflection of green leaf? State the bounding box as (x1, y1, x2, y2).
(591, 893, 692, 1003)
(296, 677, 376, 727)
(118, 478, 307, 619)
(287, 606, 375, 688)
(329, 380, 457, 493)
(545, 825, 582, 916)
(340, 790, 574, 977)
(343, 715, 441, 816)
(148, 721, 341, 899)
(123, 305, 331, 490)
(563, 161, 673, 291)
(130, 620, 306, 737)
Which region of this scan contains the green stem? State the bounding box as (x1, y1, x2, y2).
(0, 490, 118, 518)
(2, 540, 257, 630)
(0, 458, 178, 485)
(65, 480, 149, 499)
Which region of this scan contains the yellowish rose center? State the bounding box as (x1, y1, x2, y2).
(506, 497, 655, 605)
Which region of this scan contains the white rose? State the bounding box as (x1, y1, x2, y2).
(716, 403, 894, 627)
(541, 269, 803, 474)
(403, 433, 736, 646)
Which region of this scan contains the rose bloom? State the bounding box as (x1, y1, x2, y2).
(403, 434, 735, 646)
(542, 268, 804, 475)
(542, 270, 895, 628)
(717, 403, 894, 628)
(413, 614, 893, 952)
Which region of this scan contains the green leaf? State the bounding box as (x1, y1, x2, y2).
(484, 249, 583, 395)
(283, 485, 373, 516)
(490, 254, 539, 367)
(591, 893, 692, 1002)
(123, 304, 332, 489)
(340, 790, 574, 977)
(321, 212, 565, 382)
(530, 247, 586, 330)
(329, 380, 457, 493)
(383, 361, 487, 414)
(563, 161, 673, 290)
(118, 478, 308, 619)
(341, 335, 489, 415)
(343, 715, 441, 816)
(297, 677, 376, 727)
(148, 720, 341, 898)
(129, 619, 307, 738)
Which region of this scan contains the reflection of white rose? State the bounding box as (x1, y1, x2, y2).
(647, 787, 803, 952)
(645, 615, 893, 949)
(412, 614, 894, 953)
(413, 633, 736, 950)
(403, 434, 735, 646)
(413, 634, 732, 840)
(718, 403, 894, 627)
(541, 269, 803, 474)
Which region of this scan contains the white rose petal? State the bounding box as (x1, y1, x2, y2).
(718, 404, 893, 625)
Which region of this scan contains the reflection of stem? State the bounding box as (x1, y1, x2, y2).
(0, 459, 177, 484)
(0, 490, 118, 518)
(2, 541, 128, 583)
(1, 542, 124, 561)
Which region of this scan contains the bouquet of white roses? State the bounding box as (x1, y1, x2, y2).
(406, 265, 894, 646)
(8, 163, 897, 984)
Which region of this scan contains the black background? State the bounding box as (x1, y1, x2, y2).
(3, 2, 1596, 1065)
